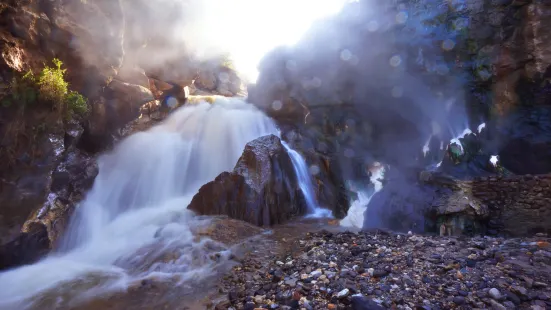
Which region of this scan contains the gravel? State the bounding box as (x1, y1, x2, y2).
(216, 230, 551, 309)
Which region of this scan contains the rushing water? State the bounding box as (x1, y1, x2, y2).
(282, 142, 333, 218)
(340, 164, 385, 229)
(0, 97, 330, 309)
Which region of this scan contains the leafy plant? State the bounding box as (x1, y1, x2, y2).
(1, 58, 88, 119)
(38, 58, 69, 111)
(66, 90, 89, 116)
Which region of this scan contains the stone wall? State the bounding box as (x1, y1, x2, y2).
(365, 171, 551, 237)
(469, 174, 551, 236)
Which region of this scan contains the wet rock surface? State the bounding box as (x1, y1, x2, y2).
(188, 135, 309, 226)
(218, 230, 551, 310)
(0, 139, 98, 271)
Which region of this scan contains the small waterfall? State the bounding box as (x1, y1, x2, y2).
(340, 190, 373, 228)
(340, 164, 385, 229)
(282, 142, 333, 218)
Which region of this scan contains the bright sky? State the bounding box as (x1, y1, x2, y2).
(183, 0, 349, 81)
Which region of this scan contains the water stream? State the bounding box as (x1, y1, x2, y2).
(282, 142, 333, 218)
(0, 97, 326, 309)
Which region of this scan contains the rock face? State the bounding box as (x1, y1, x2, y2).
(188, 135, 309, 226)
(82, 80, 156, 152)
(0, 119, 98, 270)
(0, 0, 125, 97)
(495, 106, 551, 175)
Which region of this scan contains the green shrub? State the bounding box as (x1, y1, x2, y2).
(66, 90, 88, 116)
(1, 58, 88, 119)
(37, 58, 69, 110)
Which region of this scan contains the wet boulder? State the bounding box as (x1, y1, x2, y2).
(364, 169, 443, 234)
(195, 65, 243, 97)
(188, 135, 308, 226)
(0, 222, 49, 271)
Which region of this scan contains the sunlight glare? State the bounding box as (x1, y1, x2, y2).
(184, 0, 348, 81)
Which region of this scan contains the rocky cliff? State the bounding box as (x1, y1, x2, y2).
(1, 0, 549, 272)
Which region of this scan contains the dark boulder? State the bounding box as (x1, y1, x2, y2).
(0, 222, 49, 271)
(188, 135, 309, 226)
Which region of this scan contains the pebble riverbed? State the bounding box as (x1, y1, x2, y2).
(216, 230, 551, 310)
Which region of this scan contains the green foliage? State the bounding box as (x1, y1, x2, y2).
(1, 58, 89, 118)
(38, 58, 69, 109)
(66, 90, 89, 116)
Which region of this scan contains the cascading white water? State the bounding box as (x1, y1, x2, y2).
(282, 142, 333, 218)
(0, 97, 282, 309)
(340, 163, 385, 229)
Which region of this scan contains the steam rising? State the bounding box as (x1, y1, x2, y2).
(179, 0, 349, 80)
(76, 0, 350, 83)
(251, 0, 474, 172)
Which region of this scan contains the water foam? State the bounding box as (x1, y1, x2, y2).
(340, 164, 385, 229)
(0, 97, 279, 309)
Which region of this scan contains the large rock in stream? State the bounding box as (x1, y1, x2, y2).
(188, 135, 309, 226)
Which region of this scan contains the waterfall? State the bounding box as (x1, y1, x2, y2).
(282, 142, 333, 218)
(340, 164, 385, 229)
(0, 97, 280, 309)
